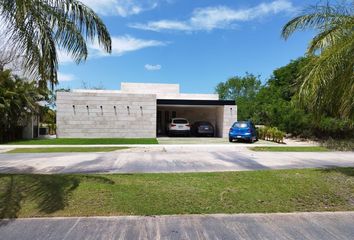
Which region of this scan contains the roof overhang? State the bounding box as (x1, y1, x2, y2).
(157, 99, 235, 106)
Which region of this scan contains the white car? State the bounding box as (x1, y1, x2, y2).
(167, 118, 191, 136)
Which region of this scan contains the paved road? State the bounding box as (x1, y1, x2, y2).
(0, 146, 353, 174)
(0, 212, 353, 240)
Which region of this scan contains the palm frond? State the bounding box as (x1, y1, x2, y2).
(0, 0, 111, 88)
(282, 1, 354, 118)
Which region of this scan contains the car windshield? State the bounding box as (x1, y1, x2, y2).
(173, 119, 188, 124)
(197, 122, 210, 125)
(233, 122, 248, 128)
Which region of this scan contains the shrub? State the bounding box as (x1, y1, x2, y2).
(257, 126, 285, 143)
(320, 138, 354, 151)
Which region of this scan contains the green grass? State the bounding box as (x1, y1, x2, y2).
(3, 138, 158, 145)
(249, 146, 330, 152)
(4, 147, 129, 153)
(1, 168, 353, 218)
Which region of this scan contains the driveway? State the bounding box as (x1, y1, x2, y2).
(0, 146, 353, 174)
(0, 212, 353, 240)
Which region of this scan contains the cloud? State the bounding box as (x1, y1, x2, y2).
(90, 35, 166, 57)
(130, 0, 296, 32)
(80, 0, 160, 17)
(145, 64, 161, 71)
(131, 20, 191, 32)
(57, 50, 75, 64)
(58, 35, 166, 64)
(58, 72, 76, 82)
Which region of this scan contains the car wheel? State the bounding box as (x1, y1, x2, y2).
(229, 137, 233, 142)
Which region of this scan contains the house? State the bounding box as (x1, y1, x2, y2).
(22, 115, 39, 139)
(56, 82, 237, 138)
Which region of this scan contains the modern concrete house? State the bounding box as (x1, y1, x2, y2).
(56, 83, 237, 138)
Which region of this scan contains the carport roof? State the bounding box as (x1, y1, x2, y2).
(157, 99, 235, 106)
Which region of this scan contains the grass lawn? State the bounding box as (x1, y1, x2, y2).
(3, 138, 158, 145)
(4, 147, 129, 153)
(0, 168, 353, 218)
(249, 146, 330, 152)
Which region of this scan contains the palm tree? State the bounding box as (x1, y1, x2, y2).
(281, 1, 354, 118)
(0, 69, 46, 142)
(0, 0, 111, 88)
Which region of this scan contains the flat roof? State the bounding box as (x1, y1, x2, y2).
(157, 99, 235, 106)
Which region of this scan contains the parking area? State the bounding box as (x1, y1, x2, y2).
(157, 106, 224, 137)
(156, 100, 236, 138)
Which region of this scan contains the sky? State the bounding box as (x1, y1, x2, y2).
(57, 0, 316, 93)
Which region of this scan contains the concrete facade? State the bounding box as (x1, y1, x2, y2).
(56, 92, 156, 138)
(56, 83, 237, 138)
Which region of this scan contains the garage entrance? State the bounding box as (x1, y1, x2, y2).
(156, 105, 225, 137)
(156, 99, 237, 138)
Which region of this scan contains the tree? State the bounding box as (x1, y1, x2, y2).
(215, 73, 261, 120)
(215, 57, 354, 138)
(0, 70, 47, 142)
(0, 0, 111, 88)
(0, 47, 22, 72)
(282, 1, 354, 118)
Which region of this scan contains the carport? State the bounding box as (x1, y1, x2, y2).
(156, 99, 236, 138)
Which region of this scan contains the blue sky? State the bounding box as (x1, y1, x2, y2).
(58, 0, 315, 93)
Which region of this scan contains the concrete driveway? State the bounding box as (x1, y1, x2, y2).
(0, 212, 353, 240)
(0, 146, 353, 174)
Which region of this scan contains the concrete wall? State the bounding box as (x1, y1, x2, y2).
(215, 107, 224, 138)
(22, 115, 38, 139)
(221, 105, 237, 138)
(120, 82, 219, 100)
(56, 92, 156, 138)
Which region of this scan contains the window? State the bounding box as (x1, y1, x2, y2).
(173, 119, 188, 124)
(233, 122, 248, 128)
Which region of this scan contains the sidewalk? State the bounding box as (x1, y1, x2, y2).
(0, 212, 353, 240)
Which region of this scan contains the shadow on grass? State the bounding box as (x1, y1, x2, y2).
(0, 173, 114, 225)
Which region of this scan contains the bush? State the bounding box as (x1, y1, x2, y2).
(257, 126, 285, 143)
(320, 138, 354, 151)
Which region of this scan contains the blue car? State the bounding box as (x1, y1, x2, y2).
(229, 121, 257, 143)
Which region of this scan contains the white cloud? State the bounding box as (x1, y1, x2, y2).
(145, 64, 161, 71)
(80, 0, 160, 17)
(57, 49, 75, 64)
(58, 35, 166, 64)
(89, 35, 166, 57)
(58, 72, 76, 82)
(131, 20, 191, 32)
(130, 0, 296, 32)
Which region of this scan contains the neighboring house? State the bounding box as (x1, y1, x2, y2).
(56, 82, 237, 138)
(22, 114, 39, 139)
